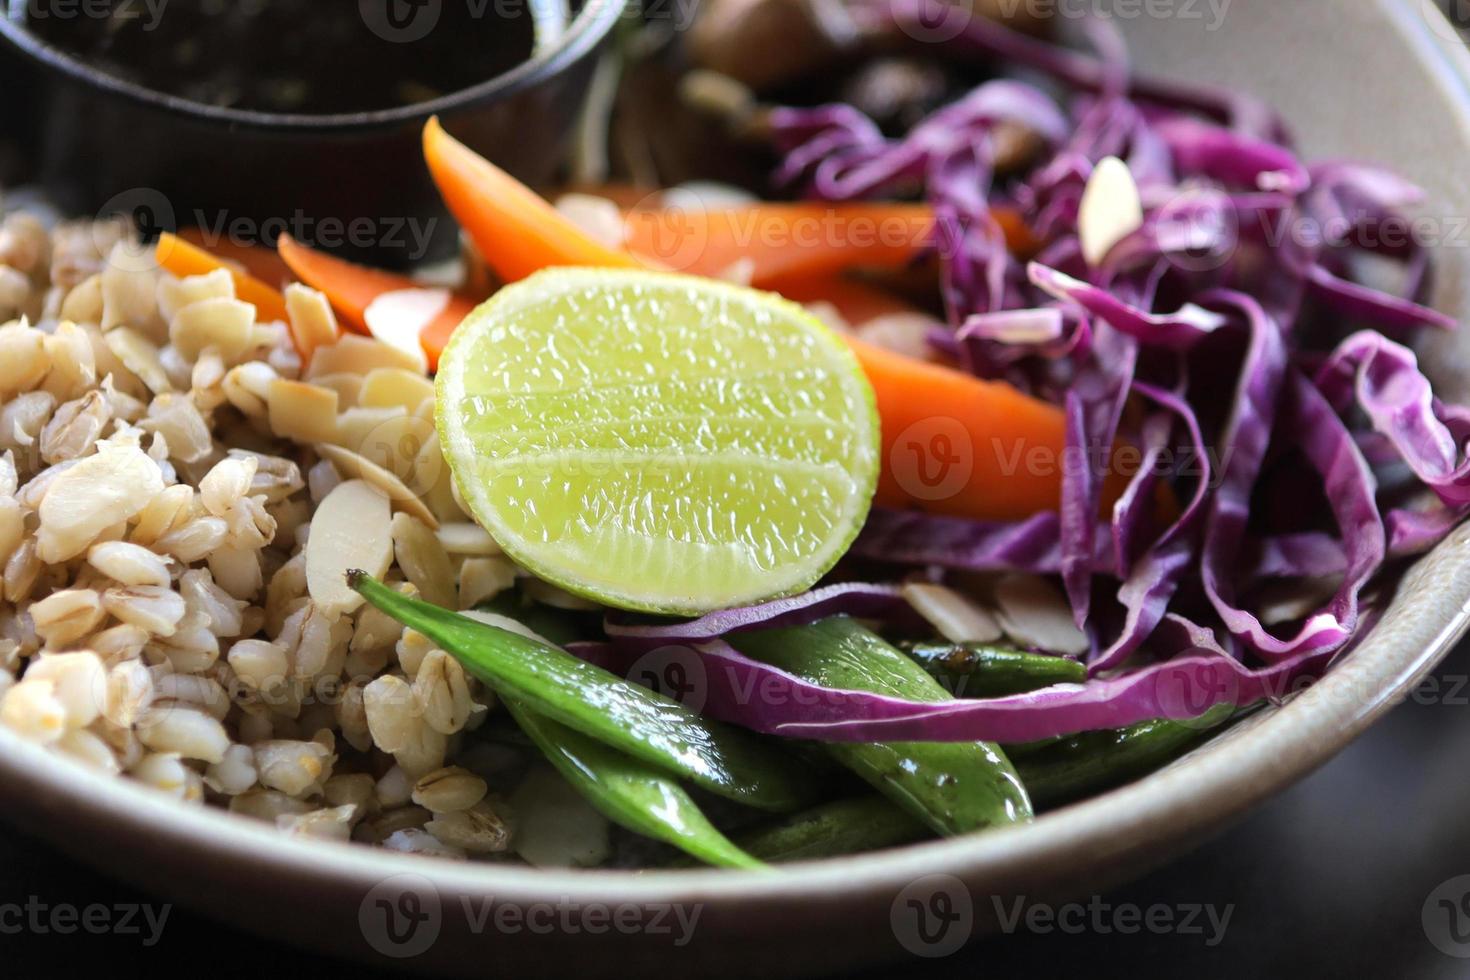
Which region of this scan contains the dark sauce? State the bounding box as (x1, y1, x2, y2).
(13, 0, 554, 114)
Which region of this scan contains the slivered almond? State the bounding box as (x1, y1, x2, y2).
(314, 442, 439, 529)
(305, 479, 393, 617)
(992, 574, 1089, 655)
(284, 283, 341, 360)
(901, 582, 1002, 643)
(360, 367, 435, 414)
(307, 333, 424, 379)
(171, 297, 255, 361)
(1078, 155, 1143, 267)
(362, 289, 439, 374)
(268, 379, 339, 445)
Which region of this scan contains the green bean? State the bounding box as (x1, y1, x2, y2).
(504, 699, 765, 869)
(902, 641, 1087, 698)
(732, 797, 930, 862)
(350, 572, 822, 812)
(1013, 703, 1236, 809)
(730, 616, 1033, 835)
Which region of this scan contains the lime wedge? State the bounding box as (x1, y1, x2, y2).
(435, 268, 880, 614)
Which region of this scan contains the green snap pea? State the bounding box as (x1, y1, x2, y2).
(730, 616, 1033, 836)
(350, 572, 822, 812)
(1013, 703, 1237, 809)
(902, 642, 1087, 698)
(504, 699, 765, 869)
(732, 796, 930, 863)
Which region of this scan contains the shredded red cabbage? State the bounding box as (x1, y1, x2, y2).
(610, 9, 1470, 742)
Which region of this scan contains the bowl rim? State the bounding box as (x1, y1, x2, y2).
(0, 0, 626, 132)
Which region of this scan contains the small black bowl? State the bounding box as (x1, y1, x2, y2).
(0, 0, 624, 267)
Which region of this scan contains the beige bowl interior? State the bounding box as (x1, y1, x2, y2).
(3, 1, 1470, 976)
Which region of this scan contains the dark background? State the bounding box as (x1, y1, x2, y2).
(5, 636, 1470, 977)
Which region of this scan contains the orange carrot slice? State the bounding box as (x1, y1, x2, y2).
(622, 203, 936, 285)
(277, 233, 475, 369)
(176, 229, 292, 289)
(422, 117, 646, 282)
(844, 336, 1067, 522)
(767, 273, 926, 326)
(155, 232, 289, 324)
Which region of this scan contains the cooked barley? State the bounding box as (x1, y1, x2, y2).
(104, 585, 186, 636)
(0, 679, 66, 743)
(29, 589, 105, 648)
(254, 738, 333, 796)
(203, 742, 257, 795)
(87, 541, 173, 587)
(375, 764, 415, 809)
(424, 800, 514, 854)
(52, 727, 120, 774)
(381, 827, 468, 860)
(24, 651, 105, 727)
(137, 704, 231, 763)
(277, 804, 357, 841)
(412, 766, 489, 813)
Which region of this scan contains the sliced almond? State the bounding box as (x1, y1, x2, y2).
(314, 442, 439, 529)
(415, 433, 463, 523)
(158, 268, 234, 323)
(305, 479, 393, 617)
(104, 327, 172, 395)
(1254, 576, 1341, 626)
(524, 578, 600, 611)
(508, 766, 609, 868)
(859, 313, 943, 361)
(284, 283, 341, 360)
(436, 522, 502, 556)
(170, 297, 256, 362)
(362, 289, 439, 374)
(306, 371, 363, 409)
(1078, 155, 1143, 267)
(360, 367, 435, 415)
(331, 405, 408, 459)
(992, 574, 1088, 655)
(268, 379, 339, 445)
(901, 582, 1002, 643)
(307, 333, 425, 379)
(553, 194, 626, 249)
(391, 511, 456, 609)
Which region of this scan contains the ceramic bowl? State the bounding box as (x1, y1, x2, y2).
(0, 0, 625, 266)
(2, 0, 1469, 975)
